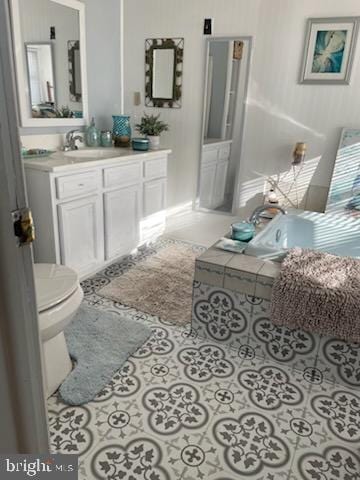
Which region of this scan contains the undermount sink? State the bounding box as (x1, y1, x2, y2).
(63, 148, 122, 159)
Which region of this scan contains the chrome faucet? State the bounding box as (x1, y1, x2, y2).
(248, 204, 287, 225)
(63, 129, 83, 151)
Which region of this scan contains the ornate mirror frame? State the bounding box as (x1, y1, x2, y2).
(145, 37, 184, 108)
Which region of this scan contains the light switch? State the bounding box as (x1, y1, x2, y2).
(203, 18, 213, 35)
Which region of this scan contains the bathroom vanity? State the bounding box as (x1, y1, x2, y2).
(24, 148, 170, 277)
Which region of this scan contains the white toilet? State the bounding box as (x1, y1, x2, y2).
(34, 263, 83, 397)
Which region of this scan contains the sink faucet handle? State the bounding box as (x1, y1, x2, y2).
(66, 129, 81, 141)
(63, 129, 84, 151)
(248, 204, 287, 224)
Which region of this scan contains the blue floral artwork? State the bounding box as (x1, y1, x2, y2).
(301, 18, 359, 84)
(312, 30, 347, 73)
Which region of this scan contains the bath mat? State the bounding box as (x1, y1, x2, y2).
(98, 243, 200, 326)
(59, 305, 151, 405)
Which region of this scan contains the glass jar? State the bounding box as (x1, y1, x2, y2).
(100, 130, 113, 147)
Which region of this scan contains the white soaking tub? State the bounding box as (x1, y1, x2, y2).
(245, 211, 360, 261)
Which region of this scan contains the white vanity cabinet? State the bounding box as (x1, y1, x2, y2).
(199, 141, 231, 209)
(24, 149, 170, 278)
(104, 184, 141, 260)
(58, 194, 104, 273)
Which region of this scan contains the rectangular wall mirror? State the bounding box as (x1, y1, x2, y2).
(197, 38, 251, 214)
(10, 0, 88, 127)
(145, 38, 184, 108)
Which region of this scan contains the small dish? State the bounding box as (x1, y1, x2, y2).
(22, 149, 56, 159)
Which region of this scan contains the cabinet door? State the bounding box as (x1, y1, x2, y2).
(143, 178, 166, 218)
(213, 160, 229, 208)
(199, 163, 217, 208)
(57, 195, 104, 276)
(104, 184, 141, 260)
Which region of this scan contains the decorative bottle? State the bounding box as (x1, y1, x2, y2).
(85, 117, 100, 147)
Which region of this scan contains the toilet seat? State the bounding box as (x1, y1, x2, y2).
(34, 263, 79, 312)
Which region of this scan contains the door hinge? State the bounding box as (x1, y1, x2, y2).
(12, 207, 35, 246)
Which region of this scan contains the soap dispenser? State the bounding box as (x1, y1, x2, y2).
(85, 117, 100, 147)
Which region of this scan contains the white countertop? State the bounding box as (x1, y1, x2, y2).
(23, 147, 172, 173)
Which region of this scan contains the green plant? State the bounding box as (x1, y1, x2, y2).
(135, 113, 169, 136)
(55, 105, 74, 118)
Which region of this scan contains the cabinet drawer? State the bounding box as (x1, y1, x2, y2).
(103, 162, 141, 189)
(144, 156, 167, 180)
(56, 171, 99, 200)
(219, 144, 231, 160)
(202, 148, 218, 166)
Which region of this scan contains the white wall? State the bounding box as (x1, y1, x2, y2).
(124, 0, 360, 213)
(83, 0, 122, 131)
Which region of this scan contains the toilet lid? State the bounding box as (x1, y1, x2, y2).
(34, 264, 79, 312)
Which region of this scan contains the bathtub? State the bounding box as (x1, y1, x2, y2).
(245, 211, 360, 261)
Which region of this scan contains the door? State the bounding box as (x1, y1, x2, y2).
(0, 0, 49, 452)
(104, 184, 141, 260)
(143, 178, 166, 218)
(213, 159, 229, 208)
(199, 162, 217, 208)
(58, 195, 104, 275)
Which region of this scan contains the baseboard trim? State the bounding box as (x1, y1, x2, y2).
(166, 201, 193, 218)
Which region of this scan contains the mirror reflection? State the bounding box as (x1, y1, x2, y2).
(198, 39, 249, 213)
(26, 43, 56, 114)
(19, 0, 83, 118)
(68, 40, 82, 103)
(152, 49, 175, 99)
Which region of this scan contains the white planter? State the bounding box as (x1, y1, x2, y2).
(148, 135, 160, 150)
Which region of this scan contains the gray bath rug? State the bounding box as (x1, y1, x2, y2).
(98, 243, 200, 326)
(59, 305, 151, 405)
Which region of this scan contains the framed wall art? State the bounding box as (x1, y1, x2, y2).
(300, 17, 359, 84)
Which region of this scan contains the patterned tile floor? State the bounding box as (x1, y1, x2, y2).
(48, 239, 360, 480)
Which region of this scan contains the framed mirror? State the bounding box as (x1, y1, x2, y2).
(196, 37, 252, 214)
(326, 128, 360, 217)
(10, 0, 88, 127)
(145, 38, 184, 108)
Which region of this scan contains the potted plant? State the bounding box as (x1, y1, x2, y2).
(135, 113, 169, 150)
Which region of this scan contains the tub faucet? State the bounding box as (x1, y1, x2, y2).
(63, 129, 83, 151)
(249, 204, 287, 225)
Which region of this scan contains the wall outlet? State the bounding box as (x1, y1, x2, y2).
(133, 91, 141, 106)
(203, 18, 213, 35)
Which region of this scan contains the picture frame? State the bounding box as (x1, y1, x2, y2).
(300, 17, 360, 84)
(233, 41, 243, 60)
